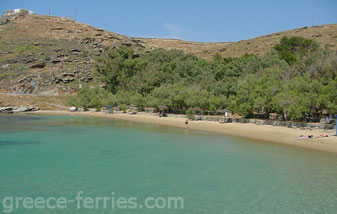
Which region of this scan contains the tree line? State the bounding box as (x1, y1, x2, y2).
(67, 36, 337, 121)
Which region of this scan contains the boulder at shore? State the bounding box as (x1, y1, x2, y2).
(0, 106, 39, 113)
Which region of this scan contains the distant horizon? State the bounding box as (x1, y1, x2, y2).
(1, 0, 337, 42)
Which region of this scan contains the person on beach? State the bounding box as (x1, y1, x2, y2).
(185, 118, 189, 128)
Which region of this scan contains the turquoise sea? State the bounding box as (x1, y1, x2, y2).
(0, 114, 336, 213)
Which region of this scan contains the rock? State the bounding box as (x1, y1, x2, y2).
(63, 78, 75, 83)
(131, 39, 142, 43)
(121, 42, 132, 47)
(107, 35, 118, 39)
(81, 37, 95, 44)
(51, 60, 61, 64)
(30, 107, 40, 111)
(25, 58, 37, 64)
(69, 106, 77, 111)
(70, 48, 81, 52)
(18, 76, 32, 83)
(91, 42, 102, 47)
(224, 118, 232, 123)
(1, 9, 33, 25)
(7, 59, 18, 63)
(16, 84, 34, 94)
(50, 27, 64, 30)
(30, 62, 46, 69)
(81, 76, 93, 83)
(60, 72, 75, 77)
(53, 77, 63, 84)
(16, 76, 39, 93)
(265, 120, 274, 125)
(12, 106, 29, 113)
(0, 107, 13, 113)
(62, 58, 73, 62)
(67, 73, 75, 77)
(42, 80, 52, 86)
(11, 106, 39, 113)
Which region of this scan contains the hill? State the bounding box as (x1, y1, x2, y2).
(0, 10, 336, 95)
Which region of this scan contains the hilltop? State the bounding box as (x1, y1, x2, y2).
(0, 10, 336, 95)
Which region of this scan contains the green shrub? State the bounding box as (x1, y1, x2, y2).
(14, 44, 39, 54)
(66, 43, 337, 121)
(186, 109, 196, 120)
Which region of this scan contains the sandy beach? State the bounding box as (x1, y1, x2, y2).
(31, 110, 337, 154)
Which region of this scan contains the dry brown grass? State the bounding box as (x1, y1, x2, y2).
(0, 94, 69, 110)
(3, 14, 336, 59)
(140, 25, 337, 58)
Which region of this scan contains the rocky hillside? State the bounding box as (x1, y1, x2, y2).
(0, 10, 336, 95)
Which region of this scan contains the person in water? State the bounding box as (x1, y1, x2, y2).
(185, 118, 189, 128)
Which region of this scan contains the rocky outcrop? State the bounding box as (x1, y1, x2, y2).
(29, 62, 46, 69)
(1, 9, 33, 25)
(0, 107, 14, 113)
(0, 106, 39, 113)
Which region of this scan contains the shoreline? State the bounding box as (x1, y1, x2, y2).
(30, 110, 337, 154)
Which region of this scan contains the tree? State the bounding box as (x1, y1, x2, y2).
(235, 74, 257, 117)
(254, 67, 284, 119)
(273, 36, 318, 65)
(86, 42, 335, 122)
(66, 86, 108, 110)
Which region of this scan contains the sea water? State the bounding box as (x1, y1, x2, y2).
(0, 114, 336, 213)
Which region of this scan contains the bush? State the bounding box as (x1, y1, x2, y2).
(186, 109, 196, 120)
(14, 44, 39, 54)
(67, 43, 337, 121)
(65, 86, 108, 109)
(119, 104, 127, 112)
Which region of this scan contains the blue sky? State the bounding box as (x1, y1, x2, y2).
(1, 0, 336, 42)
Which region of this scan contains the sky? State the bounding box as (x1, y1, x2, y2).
(1, 0, 336, 42)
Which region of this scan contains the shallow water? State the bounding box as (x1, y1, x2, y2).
(0, 114, 336, 213)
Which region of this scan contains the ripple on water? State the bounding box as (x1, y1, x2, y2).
(0, 140, 40, 147)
